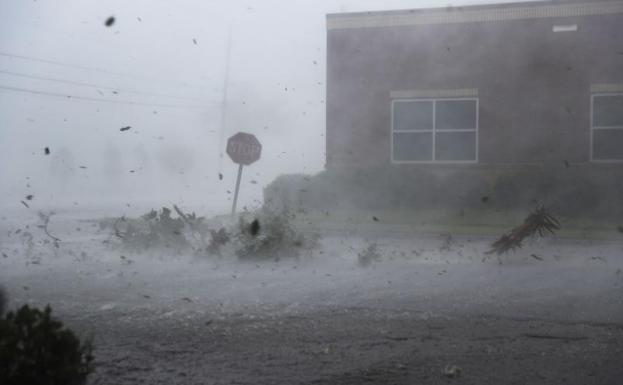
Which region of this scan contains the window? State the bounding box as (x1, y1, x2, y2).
(591, 94, 623, 161)
(391, 98, 478, 162)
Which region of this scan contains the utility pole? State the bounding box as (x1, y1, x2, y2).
(217, 24, 232, 173)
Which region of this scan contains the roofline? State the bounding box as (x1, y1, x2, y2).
(326, 0, 623, 30)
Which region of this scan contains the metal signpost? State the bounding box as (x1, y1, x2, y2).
(226, 132, 262, 217)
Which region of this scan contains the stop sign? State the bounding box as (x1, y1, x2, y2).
(226, 132, 262, 165)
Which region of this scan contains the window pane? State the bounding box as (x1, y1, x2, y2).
(393, 132, 432, 161)
(393, 101, 433, 131)
(435, 131, 476, 161)
(593, 95, 623, 127)
(593, 129, 623, 160)
(435, 100, 477, 130)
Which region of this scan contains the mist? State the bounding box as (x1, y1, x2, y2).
(1, 1, 623, 384)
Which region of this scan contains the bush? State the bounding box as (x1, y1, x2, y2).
(0, 304, 94, 385)
(234, 207, 317, 260)
(107, 206, 210, 254)
(358, 242, 382, 267)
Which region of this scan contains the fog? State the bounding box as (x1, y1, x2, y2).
(2, 1, 623, 384)
(0, 0, 539, 213)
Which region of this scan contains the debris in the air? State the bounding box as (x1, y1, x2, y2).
(79, 166, 87, 169)
(372, 216, 380, 222)
(2, 253, 8, 258)
(181, 297, 193, 303)
(617, 225, 623, 233)
(39, 211, 62, 242)
(137, 17, 142, 22)
(120, 126, 131, 131)
(250, 180, 257, 184)
(481, 196, 489, 203)
(443, 364, 462, 378)
(530, 253, 543, 261)
(249, 219, 260, 236)
(193, 38, 197, 45)
(487, 206, 560, 255)
(105, 16, 115, 27)
(218, 173, 223, 180)
(358, 242, 381, 267)
(564, 160, 570, 168)
(25, 195, 33, 201)
(44, 147, 50, 155)
(20, 200, 29, 208)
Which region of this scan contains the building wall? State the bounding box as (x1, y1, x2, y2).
(326, 3, 623, 168)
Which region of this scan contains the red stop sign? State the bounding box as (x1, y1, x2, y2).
(226, 132, 262, 165)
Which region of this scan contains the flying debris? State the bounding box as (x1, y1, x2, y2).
(120, 126, 131, 132)
(44, 147, 50, 155)
(219, 173, 223, 180)
(372, 216, 380, 222)
(20, 200, 29, 208)
(481, 196, 490, 203)
(193, 38, 198, 45)
(104, 16, 115, 27)
(25, 195, 33, 200)
(249, 219, 260, 236)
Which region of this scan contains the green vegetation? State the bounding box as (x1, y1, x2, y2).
(0, 303, 94, 385)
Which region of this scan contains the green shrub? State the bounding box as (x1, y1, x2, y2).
(0, 304, 94, 385)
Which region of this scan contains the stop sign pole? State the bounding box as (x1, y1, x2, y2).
(226, 132, 262, 217)
(231, 163, 244, 217)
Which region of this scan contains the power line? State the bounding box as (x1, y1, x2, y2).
(0, 84, 219, 109)
(0, 69, 204, 102)
(0, 51, 216, 92)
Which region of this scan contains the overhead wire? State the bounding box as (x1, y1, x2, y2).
(0, 69, 206, 102)
(0, 51, 216, 92)
(0, 84, 219, 109)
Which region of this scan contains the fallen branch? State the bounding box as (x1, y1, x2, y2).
(487, 206, 560, 255)
(37, 211, 61, 242)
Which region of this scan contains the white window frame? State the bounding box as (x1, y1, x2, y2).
(590, 93, 623, 163)
(390, 97, 479, 164)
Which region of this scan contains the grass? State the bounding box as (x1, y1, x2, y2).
(291, 208, 622, 240)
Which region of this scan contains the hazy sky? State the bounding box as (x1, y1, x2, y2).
(0, 0, 539, 215)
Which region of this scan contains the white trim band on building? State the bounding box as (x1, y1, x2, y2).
(591, 83, 623, 93)
(390, 88, 478, 99)
(327, 1, 623, 30)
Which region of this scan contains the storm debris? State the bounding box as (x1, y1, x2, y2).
(218, 173, 223, 180)
(249, 219, 260, 236)
(617, 225, 623, 233)
(487, 206, 560, 255)
(193, 38, 197, 45)
(443, 364, 462, 378)
(38, 211, 62, 243)
(481, 196, 489, 203)
(530, 253, 543, 261)
(20, 200, 29, 208)
(372, 216, 380, 222)
(25, 195, 33, 201)
(104, 16, 115, 27)
(44, 147, 50, 155)
(119, 126, 131, 132)
(358, 242, 381, 267)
